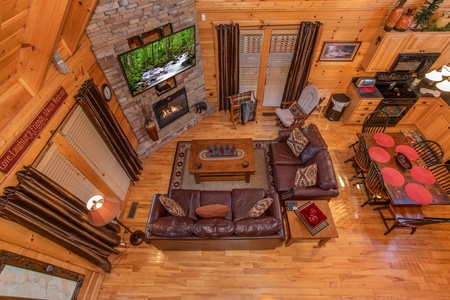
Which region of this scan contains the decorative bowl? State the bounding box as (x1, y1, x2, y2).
(396, 152, 412, 169)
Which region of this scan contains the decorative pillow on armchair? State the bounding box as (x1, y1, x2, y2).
(294, 163, 317, 187)
(286, 127, 309, 157)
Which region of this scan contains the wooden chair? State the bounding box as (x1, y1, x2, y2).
(275, 85, 320, 128)
(348, 135, 371, 185)
(348, 110, 389, 152)
(413, 140, 444, 168)
(228, 91, 258, 129)
(429, 164, 450, 194)
(361, 161, 390, 207)
(375, 203, 450, 235)
(374, 204, 424, 235)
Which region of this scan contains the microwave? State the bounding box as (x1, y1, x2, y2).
(389, 53, 440, 74)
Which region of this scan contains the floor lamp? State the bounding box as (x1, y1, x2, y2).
(86, 195, 145, 246)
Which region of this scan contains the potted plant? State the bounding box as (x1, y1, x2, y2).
(137, 99, 159, 141)
(413, 0, 444, 30)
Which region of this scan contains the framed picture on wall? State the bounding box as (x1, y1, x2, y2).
(318, 42, 361, 61)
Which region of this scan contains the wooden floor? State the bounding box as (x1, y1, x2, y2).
(97, 108, 450, 299)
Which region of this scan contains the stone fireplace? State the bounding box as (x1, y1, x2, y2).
(86, 0, 215, 160)
(153, 88, 190, 129)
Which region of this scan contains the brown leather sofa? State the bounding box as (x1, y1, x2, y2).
(269, 124, 339, 201)
(145, 188, 285, 250)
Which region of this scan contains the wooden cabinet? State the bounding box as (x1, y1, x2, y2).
(361, 28, 409, 72)
(341, 83, 382, 125)
(401, 33, 450, 53)
(417, 98, 450, 163)
(361, 29, 450, 72)
(399, 97, 435, 125)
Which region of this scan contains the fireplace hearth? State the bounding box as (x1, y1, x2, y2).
(153, 88, 190, 129)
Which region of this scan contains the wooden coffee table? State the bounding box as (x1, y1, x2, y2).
(285, 200, 338, 247)
(188, 138, 256, 184)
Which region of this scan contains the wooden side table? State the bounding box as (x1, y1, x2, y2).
(285, 200, 338, 247)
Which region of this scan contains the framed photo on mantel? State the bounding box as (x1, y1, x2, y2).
(319, 42, 361, 61)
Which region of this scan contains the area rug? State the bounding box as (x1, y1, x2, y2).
(168, 140, 274, 193)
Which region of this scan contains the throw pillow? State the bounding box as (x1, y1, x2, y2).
(286, 127, 309, 157)
(246, 197, 273, 218)
(195, 204, 229, 218)
(159, 195, 185, 217)
(294, 163, 317, 187)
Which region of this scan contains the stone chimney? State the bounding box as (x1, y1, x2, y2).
(86, 0, 213, 159)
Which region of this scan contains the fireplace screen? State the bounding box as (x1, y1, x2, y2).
(153, 87, 189, 129)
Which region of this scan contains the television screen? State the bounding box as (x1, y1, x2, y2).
(118, 25, 196, 97)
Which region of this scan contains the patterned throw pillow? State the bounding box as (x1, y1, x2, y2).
(286, 127, 309, 157)
(246, 197, 273, 218)
(159, 195, 185, 216)
(195, 204, 229, 218)
(294, 163, 318, 187)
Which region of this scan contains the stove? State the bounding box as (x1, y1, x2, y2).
(374, 72, 418, 126)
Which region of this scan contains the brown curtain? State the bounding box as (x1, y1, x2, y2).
(217, 24, 240, 112)
(75, 79, 142, 181)
(282, 21, 323, 104)
(0, 167, 120, 272)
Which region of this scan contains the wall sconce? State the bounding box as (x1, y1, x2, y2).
(87, 195, 145, 246)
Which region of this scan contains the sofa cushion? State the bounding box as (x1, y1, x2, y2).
(232, 188, 267, 222)
(300, 124, 328, 163)
(159, 195, 185, 216)
(148, 216, 194, 237)
(269, 142, 302, 165)
(235, 216, 283, 237)
(195, 204, 229, 218)
(294, 163, 317, 187)
(247, 197, 273, 218)
(307, 150, 339, 190)
(193, 218, 235, 238)
(286, 127, 309, 157)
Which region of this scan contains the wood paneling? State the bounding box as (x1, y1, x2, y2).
(195, 1, 450, 104)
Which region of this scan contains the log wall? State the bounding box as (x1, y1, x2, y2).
(195, 0, 450, 103)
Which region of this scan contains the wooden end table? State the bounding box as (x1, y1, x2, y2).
(285, 200, 339, 247)
(188, 138, 256, 184)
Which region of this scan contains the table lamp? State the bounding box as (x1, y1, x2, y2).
(87, 195, 145, 246)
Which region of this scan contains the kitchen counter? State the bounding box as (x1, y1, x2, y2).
(350, 78, 382, 98)
(410, 79, 450, 106)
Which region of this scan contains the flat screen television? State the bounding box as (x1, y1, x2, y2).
(118, 25, 196, 97)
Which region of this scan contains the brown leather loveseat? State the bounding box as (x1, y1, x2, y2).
(145, 188, 285, 250)
(269, 123, 339, 201)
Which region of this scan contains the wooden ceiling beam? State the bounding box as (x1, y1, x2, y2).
(18, 0, 70, 93)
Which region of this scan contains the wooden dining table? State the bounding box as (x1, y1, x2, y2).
(358, 132, 450, 206)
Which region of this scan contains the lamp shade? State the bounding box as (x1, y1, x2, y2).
(425, 70, 443, 82)
(441, 65, 450, 77)
(436, 78, 450, 92)
(87, 195, 121, 226)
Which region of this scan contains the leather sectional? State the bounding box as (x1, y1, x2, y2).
(145, 188, 285, 250)
(269, 124, 339, 201)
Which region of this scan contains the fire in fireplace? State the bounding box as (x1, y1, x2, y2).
(152, 87, 189, 129)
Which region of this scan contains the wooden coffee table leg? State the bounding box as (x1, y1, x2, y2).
(285, 235, 294, 247)
(194, 174, 200, 184)
(315, 238, 331, 248)
(245, 172, 251, 183)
